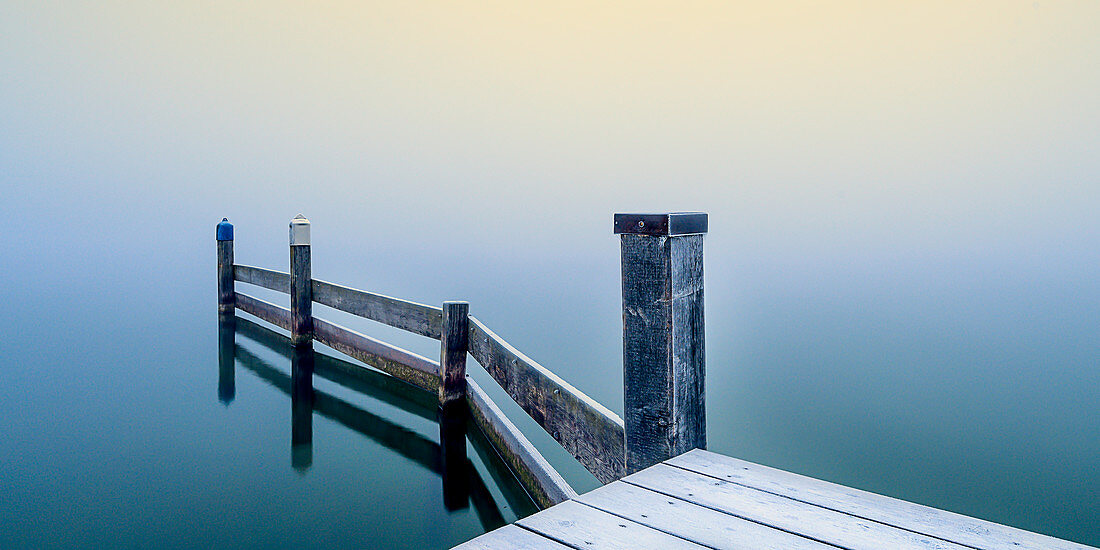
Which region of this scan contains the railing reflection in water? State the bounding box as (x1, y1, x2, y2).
(216, 312, 539, 531)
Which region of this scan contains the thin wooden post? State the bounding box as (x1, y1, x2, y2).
(289, 214, 312, 346)
(615, 212, 707, 474)
(216, 218, 234, 313)
(439, 301, 470, 406)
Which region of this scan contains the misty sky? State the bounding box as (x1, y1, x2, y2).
(3, 1, 1097, 264)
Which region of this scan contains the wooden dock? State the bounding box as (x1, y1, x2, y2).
(456, 449, 1092, 550)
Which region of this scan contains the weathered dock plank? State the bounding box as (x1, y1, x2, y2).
(517, 500, 708, 550)
(667, 449, 1093, 550)
(455, 450, 1095, 550)
(631, 463, 972, 550)
(575, 480, 833, 550)
(452, 525, 569, 550)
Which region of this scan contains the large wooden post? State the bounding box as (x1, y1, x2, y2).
(439, 301, 470, 406)
(289, 214, 313, 347)
(615, 212, 707, 474)
(216, 218, 234, 313)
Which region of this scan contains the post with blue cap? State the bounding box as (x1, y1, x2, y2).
(216, 218, 235, 313)
(615, 212, 708, 474)
(289, 214, 313, 347)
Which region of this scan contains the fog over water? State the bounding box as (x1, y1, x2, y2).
(1, 2, 1098, 547)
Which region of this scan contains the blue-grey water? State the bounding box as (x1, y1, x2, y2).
(0, 208, 1095, 548)
(3, 2, 1099, 547)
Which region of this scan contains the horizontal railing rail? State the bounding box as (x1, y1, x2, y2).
(235, 293, 291, 331)
(232, 266, 443, 339)
(312, 316, 440, 393)
(312, 279, 443, 339)
(234, 265, 289, 294)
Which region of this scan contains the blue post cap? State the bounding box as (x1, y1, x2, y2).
(217, 218, 234, 241)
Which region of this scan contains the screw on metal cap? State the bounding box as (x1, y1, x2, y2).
(289, 213, 311, 246)
(216, 218, 234, 241)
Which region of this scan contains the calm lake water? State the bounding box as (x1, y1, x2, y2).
(0, 215, 1095, 548)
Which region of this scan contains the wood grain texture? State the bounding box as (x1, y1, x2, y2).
(217, 240, 234, 312)
(626, 464, 973, 550)
(668, 450, 1094, 550)
(452, 525, 570, 550)
(466, 377, 577, 509)
(619, 233, 705, 475)
(289, 245, 312, 346)
(235, 293, 292, 331)
(467, 315, 625, 484)
(575, 481, 833, 550)
(440, 301, 469, 406)
(233, 264, 290, 294)
(312, 279, 443, 339)
(312, 316, 440, 393)
(517, 500, 708, 549)
(669, 234, 705, 454)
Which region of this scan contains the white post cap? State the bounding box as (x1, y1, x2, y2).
(290, 213, 311, 246)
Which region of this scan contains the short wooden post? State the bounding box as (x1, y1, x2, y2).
(615, 212, 707, 474)
(439, 301, 470, 406)
(289, 214, 312, 347)
(216, 218, 234, 313)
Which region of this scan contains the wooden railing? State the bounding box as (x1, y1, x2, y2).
(215, 212, 708, 509)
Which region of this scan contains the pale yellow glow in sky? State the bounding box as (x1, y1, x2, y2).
(2, 2, 1098, 252)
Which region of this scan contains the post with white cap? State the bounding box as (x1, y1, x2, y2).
(615, 212, 708, 474)
(289, 214, 312, 347)
(216, 218, 235, 313)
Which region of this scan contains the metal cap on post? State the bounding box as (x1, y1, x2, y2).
(289, 214, 313, 347)
(217, 218, 234, 241)
(290, 214, 311, 246)
(217, 218, 235, 313)
(615, 212, 707, 474)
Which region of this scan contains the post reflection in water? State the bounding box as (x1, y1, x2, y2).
(217, 312, 236, 405)
(290, 343, 315, 473)
(438, 401, 470, 511)
(218, 315, 539, 531)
